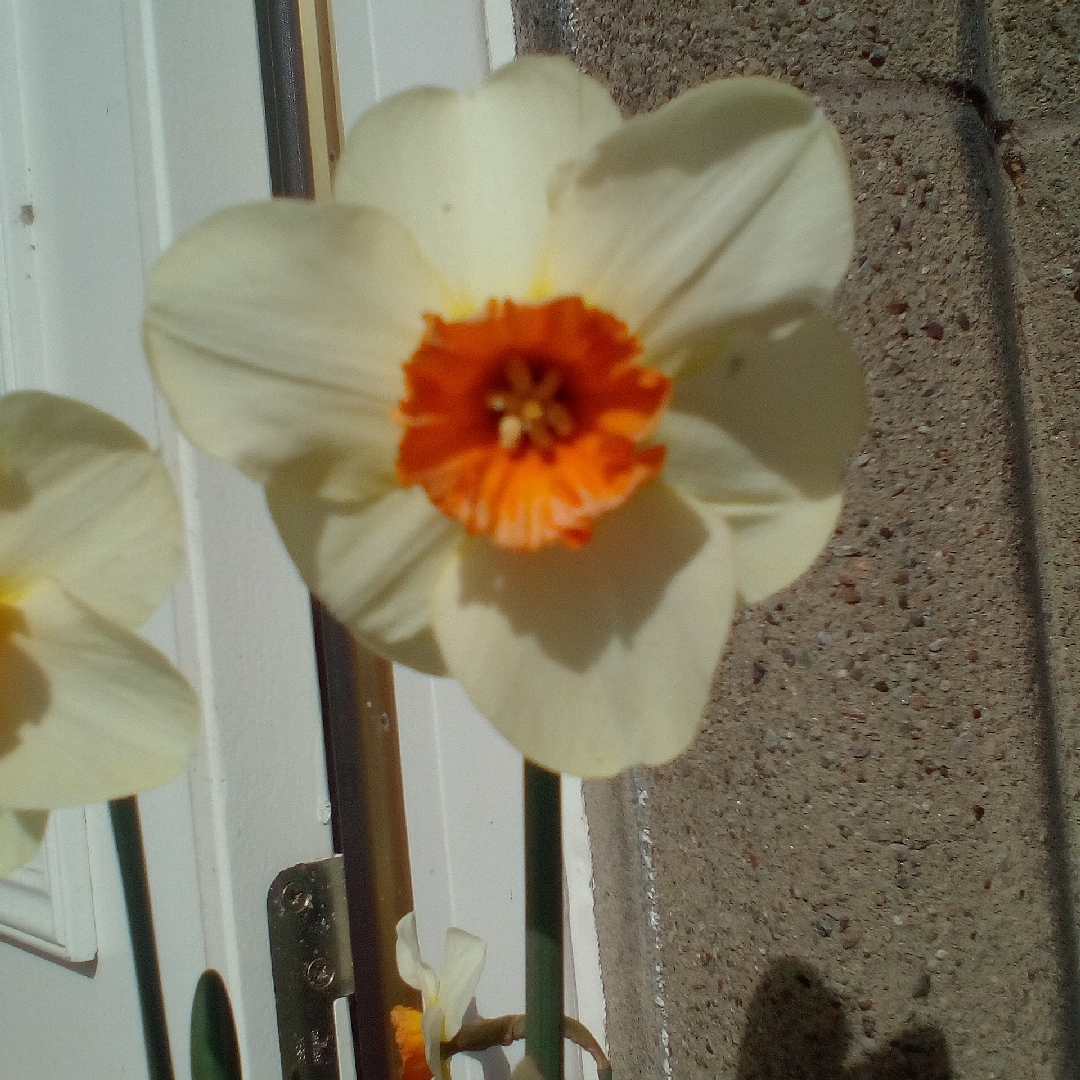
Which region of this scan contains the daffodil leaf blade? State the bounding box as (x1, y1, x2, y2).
(190, 970, 243, 1080)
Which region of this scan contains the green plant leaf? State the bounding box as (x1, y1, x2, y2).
(191, 969, 243, 1080)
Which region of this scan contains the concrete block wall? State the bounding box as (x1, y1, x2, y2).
(511, 1, 1080, 1077)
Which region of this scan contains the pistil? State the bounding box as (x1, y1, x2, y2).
(486, 359, 574, 452)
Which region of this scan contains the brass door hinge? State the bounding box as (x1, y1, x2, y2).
(268, 856, 355, 1080)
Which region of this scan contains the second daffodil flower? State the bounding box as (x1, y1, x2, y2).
(145, 57, 865, 777)
(391, 912, 486, 1080)
(0, 391, 199, 875)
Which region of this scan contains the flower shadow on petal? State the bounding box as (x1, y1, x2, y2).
(266, 483, 450, 676)
(669, 313, 865, 502)
(572, 80, 814, 184)
(0, 471, 31, 512)
(453, 482, 708, 673)
(0, 608, 50, 759)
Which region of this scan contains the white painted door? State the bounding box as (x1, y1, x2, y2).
(0, 0, 335, 1075)
(0, 1, 605, 1078)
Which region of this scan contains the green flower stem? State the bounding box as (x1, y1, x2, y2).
(524, 761, 563, 1080)
(110, 796, 176, 1080)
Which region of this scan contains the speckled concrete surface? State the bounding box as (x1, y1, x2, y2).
(507, 1, 1080, 1077)
(990, 2, 1080, 1020)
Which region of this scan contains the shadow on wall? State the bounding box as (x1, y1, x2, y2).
(737, 958, 952, 1080)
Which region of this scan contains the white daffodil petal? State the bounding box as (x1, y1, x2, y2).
(660, 314, 863, 601)
(0, 581, 198, 809)
(266, 482, 461, 676)
(146, 201, 445, 500)
(432, 483, 736, 778)
(334, 56, 623, 304)
(661, 408, 845, 601)
(729, 493, 844, 604)
(0, 392, 182, 629)
(0, 808, 48, 877)
(396, 912, 441, 1001)
(661, 313, 866, 504)
(421, 1003, 447, 1079)
(658, 409, 803, 507)
(549, 77, 853, 371)
(438, 927, 487, 1039)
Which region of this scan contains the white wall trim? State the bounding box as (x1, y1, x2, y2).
(482, 0, 516, 69)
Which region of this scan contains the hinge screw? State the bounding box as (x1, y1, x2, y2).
(306, 957, 336, 991)
(281, 880, 312, 912)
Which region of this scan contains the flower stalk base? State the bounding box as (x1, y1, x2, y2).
(445, 1015, 611, 1080)
(111, 797, 176, 1080)
(525, 761, 563, 1080)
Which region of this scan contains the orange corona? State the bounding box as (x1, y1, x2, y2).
(390, 1006, 434, 1080)
(396, 297, 670, 553)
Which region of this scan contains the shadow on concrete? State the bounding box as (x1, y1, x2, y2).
(953, 2, 1080, 1073)
(736, 958, 952, 1080)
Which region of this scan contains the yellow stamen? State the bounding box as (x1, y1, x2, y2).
(498, 414, 524, 450)
(485, 359, 576, 454)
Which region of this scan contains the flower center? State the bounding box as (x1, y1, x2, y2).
(396, 297, 670, 553)
(486, 358, 574, 452)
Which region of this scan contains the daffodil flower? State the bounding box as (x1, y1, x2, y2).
(0, 391, 199, 875)
(144, 57, 865, 777)
(391, 911, 486, 1080)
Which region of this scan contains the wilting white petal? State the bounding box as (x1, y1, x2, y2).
(438, 927, 487, 1039)
(422, 1004, 447, 1078)
(396, 912, 441, 1003)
